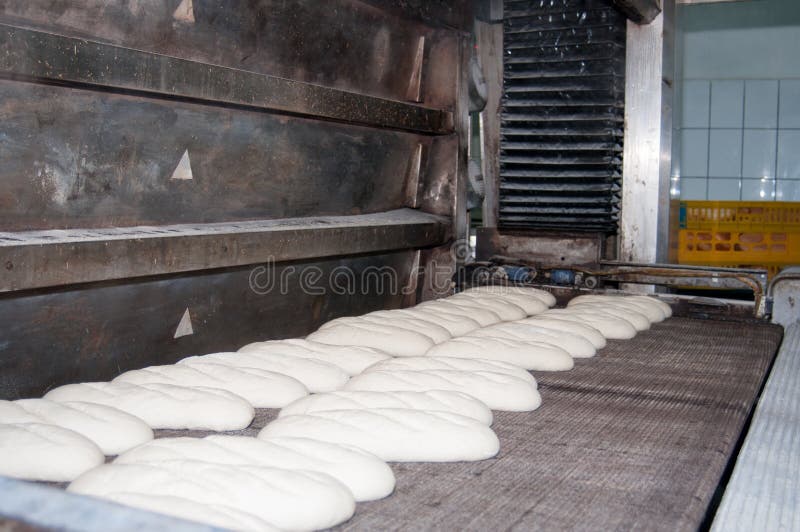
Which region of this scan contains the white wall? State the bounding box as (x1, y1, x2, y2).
(674, 0, 800, 201)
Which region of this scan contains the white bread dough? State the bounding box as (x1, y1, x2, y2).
(538, 309, 638, 340)
(0, 399, 152, 455)
(461, 285, 557, 307)
(453, 291, 549, 315)
(426, 336, 574, 371)
(113, 362, 308, 408)
(44, 382, 254, 431)
(631, 295, 673, 317)
(445, 294, 527, 321)
(367, 356, 536, 385)
(237, 339, 390, 375)
(517, 317, 607, 348)
(68, 460, 355, 531)
(115, 435, 394, 502)
(415, 300, 503, 327)
(0, 423, 104, 481)
(467, 322, 596, 358)
(357, 308, 482, 336)
(279, 390, 493, 425)
(104, 493, 278, 532)
(568, 294, 671, 321)
(345, 370, 541, 411)
(319, 315, 451, 344)
(259, 408, 500, 462)
(562, 301, 651, 330)
(307, 321, 434, 357)
(567, 295, 665, 322)
(179, 351, 348, 393)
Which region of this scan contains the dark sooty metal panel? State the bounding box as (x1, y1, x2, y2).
(0, 80, 424, 231)
(0, 251, 416, 399)
(499, 0, 626, 233)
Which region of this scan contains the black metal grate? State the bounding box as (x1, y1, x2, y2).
(499, 0, 626, 233)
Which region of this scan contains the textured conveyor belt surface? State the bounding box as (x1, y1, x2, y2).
(711, 321, 800, 531)
(1, 318, 782, 531)
(332, 317, 782, 531)
(152, 317, 783, 531)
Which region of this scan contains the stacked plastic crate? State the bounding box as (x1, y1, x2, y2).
(678, 201, 800, 278)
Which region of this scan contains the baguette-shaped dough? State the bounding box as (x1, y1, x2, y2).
(538, 309, 638, 339)
(307, 321, 434, 357)
(260, 409, 500, 462)
(466, 322, 596, 358)
(517, 317, 607, 348)
(366, 356, 536, 385)
(115, 435, 394, 502)
(319, 315, 451, 344)
(630, 295, 673, 317)
(0, 399, 152, 455)
(461, 285, 557, 307)
(358, 308, 482, 336)
(345, 370, 541, 411)
(567, 295, 668, 321)
(0, 423, 104, 481)
(102, 493, 278, 532)
(44, 382, 254, 431)
(69, 461, 355, 531)
(445, 294, 527, 321)
(415, 300, 503, 327)
(452, 291, 549, 315)
(554, 304, 650, 331)
(178, 351, 348, 393)
(426, 336, 574, 371)
(237, 339, 390, 375)
(114, 363, 308, 408)
(279, 390, 493, 425)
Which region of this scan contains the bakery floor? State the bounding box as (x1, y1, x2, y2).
(6, 317, 783, 531)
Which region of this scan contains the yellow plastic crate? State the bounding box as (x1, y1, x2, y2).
(678, 229, 800, 270)
(679, 201, 800, 231)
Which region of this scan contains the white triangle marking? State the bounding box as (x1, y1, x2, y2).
(173, 0, 195, 23)
(170, 149, 193, 180)
(174, 308, 194, 338)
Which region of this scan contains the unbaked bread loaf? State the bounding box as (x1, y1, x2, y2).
(178, 351, 348, 393)
(237, 339, 391, 375)
(114, 362, 308, 408)
(69, 460, 355, 530)
(0, 423, 104, 481)
(426, 336, 574, 371)
(279, 390, 493, 425)
(0, 399, 152, 455)
(115, 434, 394, 502)
(345, 369, 541, 411)
(44, 381, 254, 431)
(260, 408, 500, 462)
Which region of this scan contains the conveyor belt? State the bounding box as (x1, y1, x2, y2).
(0, 317, 782, 531)
(711, 321, 799, 531)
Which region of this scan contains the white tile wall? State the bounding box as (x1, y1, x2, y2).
(681, 178, 708, 200)
(777, 129, 800, 179)
(777, 180, 800, 201)
(708, 178, 741, 200)
(681, 129, 709, 176)
(745, 80, 779, 128)
(710, 81, 744, 128)
(677, 78, 800, 201)
(742, 178, 776, 200)
(708, 129, 742, 178)
(682, 80, 711, 128)
(742, 129, 777, 178)
(779, 80, 800, 128)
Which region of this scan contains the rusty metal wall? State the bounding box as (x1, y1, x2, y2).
(0, 0, 470, 398)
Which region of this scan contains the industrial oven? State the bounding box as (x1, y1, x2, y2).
(0, 0, 795, 530)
